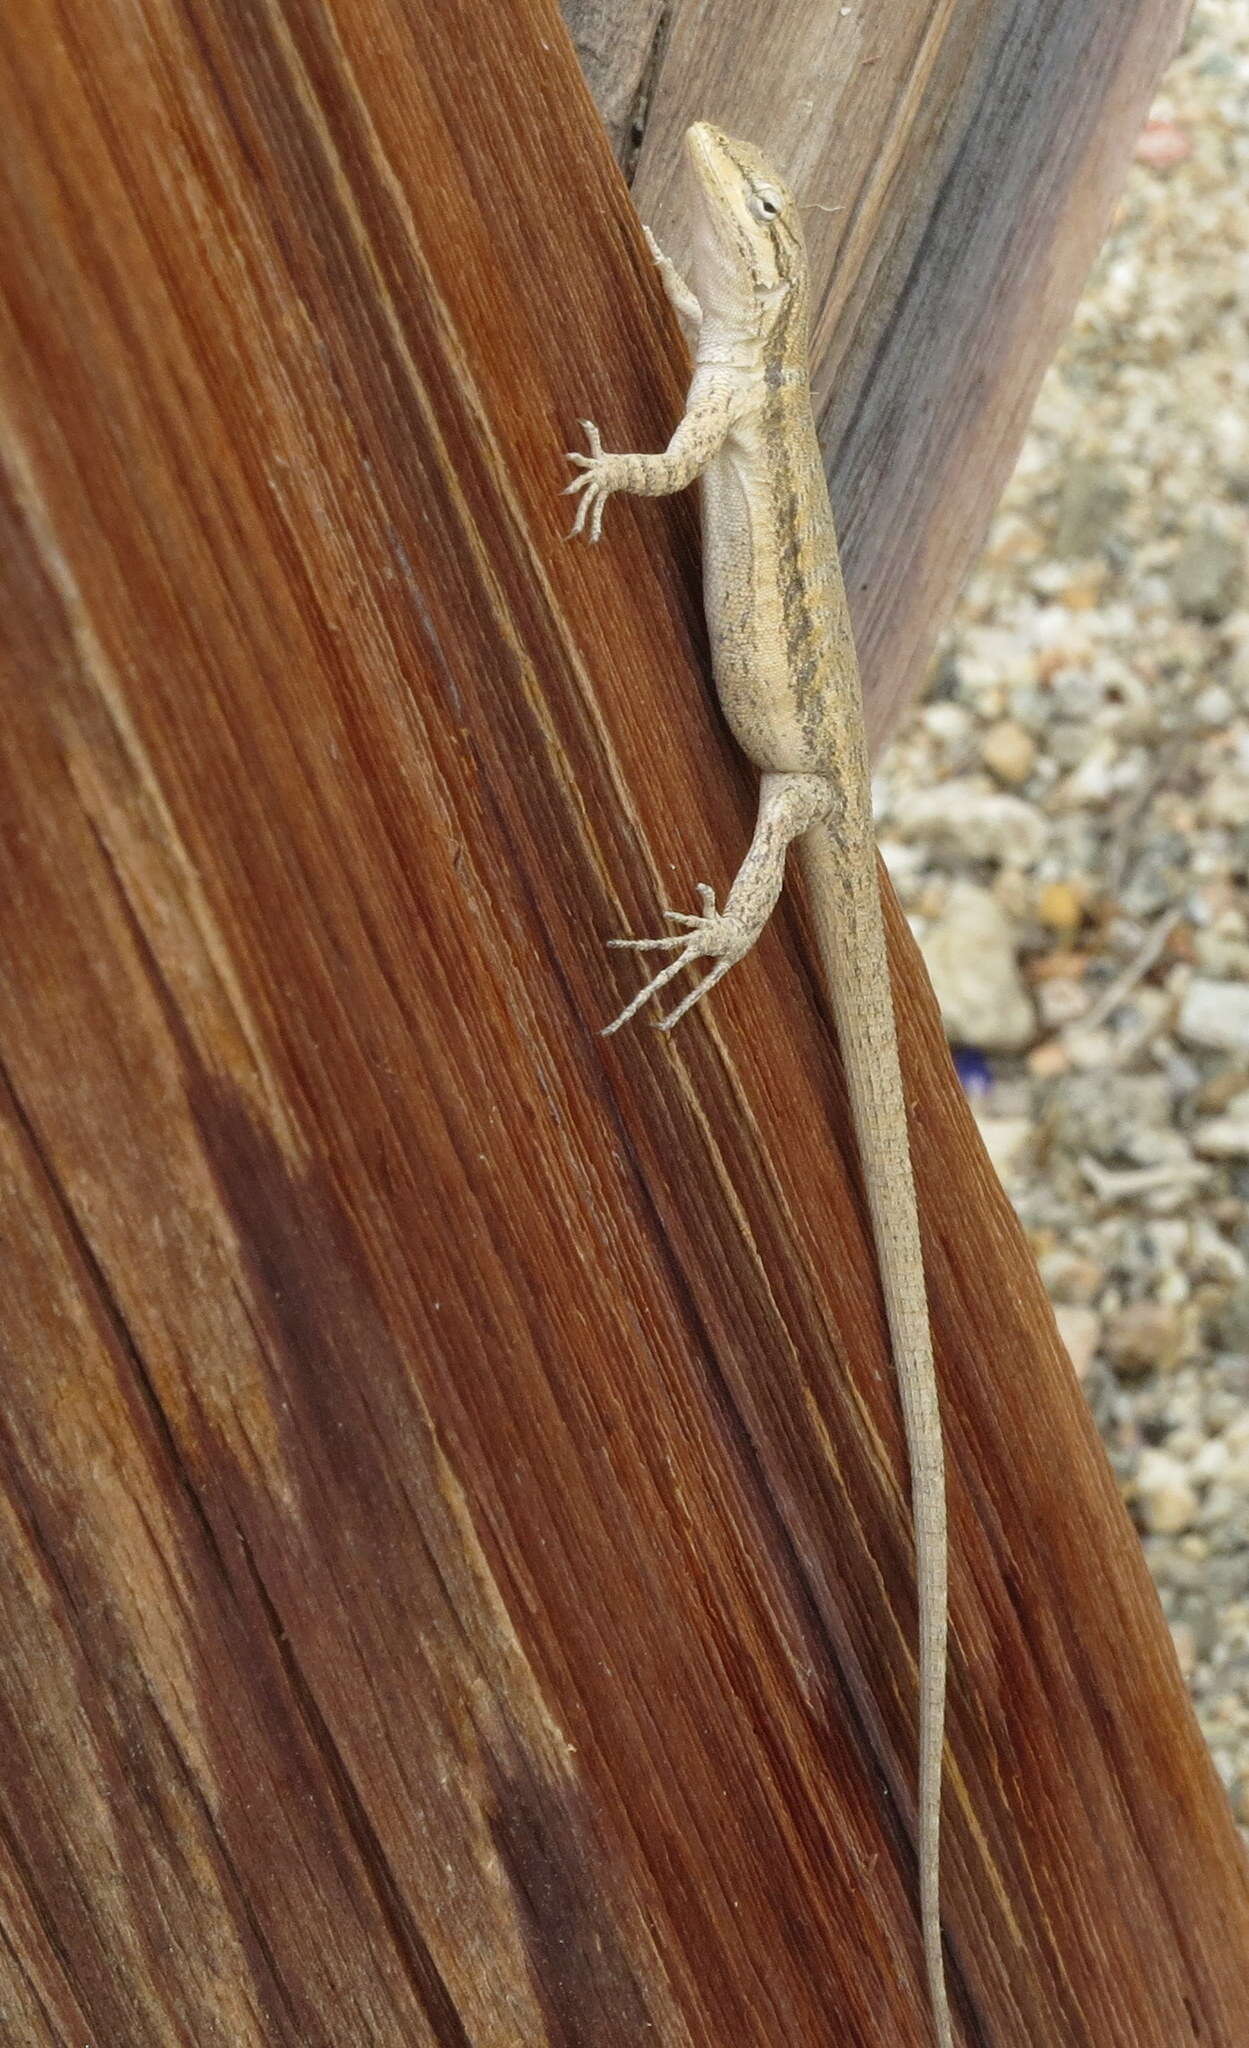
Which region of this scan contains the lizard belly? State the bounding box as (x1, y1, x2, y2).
(699, 436, 848, 777)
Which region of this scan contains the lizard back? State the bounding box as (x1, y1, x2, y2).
(698, 304, 864, 793)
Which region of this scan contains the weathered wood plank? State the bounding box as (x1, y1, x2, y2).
(561, 0, 1187, 742)
(0, 0, 1245, 2042)
(560, 0, 666, 159)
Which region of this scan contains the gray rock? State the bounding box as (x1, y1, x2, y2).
(1178, 978, 1249, 1054)
(1136, 1450, 1199, 1535)
(1171, 525, 1244, 621)
(1052, 458, 1128, 560)
(1205, 1283, 1249, 1355)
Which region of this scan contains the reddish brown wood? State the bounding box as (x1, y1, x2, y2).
(0, 0, 1245, 2043)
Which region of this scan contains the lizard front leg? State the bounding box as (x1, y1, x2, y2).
(603, 772, 834, 1034)
(563, 381, 744, 542)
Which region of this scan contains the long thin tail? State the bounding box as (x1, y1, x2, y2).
(800, 817, 952, 2048)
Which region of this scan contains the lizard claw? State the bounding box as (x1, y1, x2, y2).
(655, 957, 735, 1029)
(601, 887, 754, 1035)
(564, 419, 622, 543)
(660, 886, 718, 929)
(563, 422, 603, 470)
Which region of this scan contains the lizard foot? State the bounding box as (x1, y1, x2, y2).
(643, 228, 703, 339)
(563, 420, 629, 542)
(602, 885, 756, 1035)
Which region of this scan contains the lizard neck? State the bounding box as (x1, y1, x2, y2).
(692, 276, 806, 380)
(692, 271, 811, 393)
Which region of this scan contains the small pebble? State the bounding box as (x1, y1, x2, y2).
(921, 882, 1036, 1051)
(980, 719, 1037, 785)
(1192, 1438, 1229, 1484)
(1178, 979, 1249, 1055)
(1036, 880, 1087, 934)
(1054, 1304, 1102, 1380)
(1171, 526, 1244, 622)
(976, 1114, 1034, 1181)
(1194, 1113, 1249, 1160)
(1205, 1282, 1249, 1354)
(1063, 1027, 1117, 1071)
(1196, 1072, 1249, 1115)
(1136, 1451, 1199, 1536)
(1194, 685, 1235, 729)
(1035, 976, 1091, 1029)
(1134, 118, 1193, 170)
(1104, 1301, 1186, 1378)
(1052, 458, 1128, 559)
(1038, 1250, 1105, 1304)
(1028, 947, 1089, 982)
(1170, 1621, 1199, 1680)
(1051, 740, 1145, 810)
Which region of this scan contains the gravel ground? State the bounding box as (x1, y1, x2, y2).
(876, 0, 1249, 1830)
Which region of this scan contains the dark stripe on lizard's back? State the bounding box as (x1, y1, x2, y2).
(764, 282, 827, 743)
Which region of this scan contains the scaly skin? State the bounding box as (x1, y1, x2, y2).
(567, 123, 953, 2045)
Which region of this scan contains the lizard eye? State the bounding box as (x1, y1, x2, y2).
(748, 187, 782, 221)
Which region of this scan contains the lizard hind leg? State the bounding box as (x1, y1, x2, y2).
(602, 771, 834, 1036)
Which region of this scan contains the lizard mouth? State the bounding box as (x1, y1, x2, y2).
(685, 121, 732, 181)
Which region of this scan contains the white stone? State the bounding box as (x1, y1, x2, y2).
(1064, 1027, 1117, 1070)
(1170, 1622, 1198, 1681)
(1054, 1304, 1102, 1380)
(1195, 685, 1235, 727)
(1178, 978, 1249, 1053)
(1190, 1220, 1247, 1284)
(888, 782, 1047, 866)
(975, 1114, 1034, 1181)
(1194, 1115, 1249, 1160)
(922, 702, 973, 747)
(1038, 1250, 1104, 1304)
(878, 838, 924, 888)
(1224, 1415, 1249, 1462)
(1136, 1450, 1199, 1535)
(1192, 1438, 1230, 1484)
(920, 882, 1036, 1050)
(1036, 976, 1091, 1028)
(1051, 738, 1146, 809)
(1127, 1126, 1196, 1169)
(1198, 771, 1249, 827)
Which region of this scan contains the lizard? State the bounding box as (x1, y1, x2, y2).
(564, 122, 953, 2046)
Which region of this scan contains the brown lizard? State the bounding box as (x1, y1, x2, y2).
(566, 122, 953, 2046)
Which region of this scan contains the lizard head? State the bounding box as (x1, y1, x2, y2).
(683, 123, 806, 344)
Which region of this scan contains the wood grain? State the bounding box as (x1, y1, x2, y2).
(561, 0, 1188, 743)
(1, 0, 1246, 2043)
